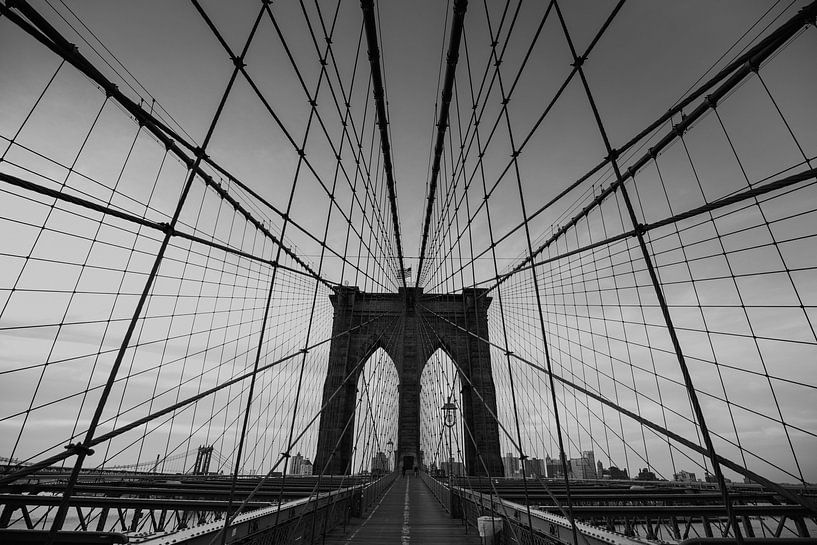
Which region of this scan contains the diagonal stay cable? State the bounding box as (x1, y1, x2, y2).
(0, 0, 333, 289)
(416, 312, 588, 545)
(14, 0, 271, 530)
(188, 0, 393, 291)
(0, 171, 330, 284)
(0, 310, 390, 486)
(490, 164, 817, 285)
(206, 314, 402, 545)
(260, 1, 400, 281)
(424, 0, 815, 294)
(478, 0, 817, 295)
(419, 303, 817, 515)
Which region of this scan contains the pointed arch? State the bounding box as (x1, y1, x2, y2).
(351, 348, 399, 475)
(315, 286, 502, 476)
(420, 348, 466, 475)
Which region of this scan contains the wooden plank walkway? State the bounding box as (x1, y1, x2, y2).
(323, 475, 480, 544)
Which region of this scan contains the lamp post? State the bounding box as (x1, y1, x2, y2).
(442, 397, 457, 517)
(387, 439, 394, 473)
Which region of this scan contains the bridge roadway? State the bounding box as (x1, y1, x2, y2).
(323, 474, 480, 544)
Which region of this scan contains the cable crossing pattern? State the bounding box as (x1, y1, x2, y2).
(0, 1, 816, 544)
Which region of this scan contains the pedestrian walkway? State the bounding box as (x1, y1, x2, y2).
(323, 475, 480, 544)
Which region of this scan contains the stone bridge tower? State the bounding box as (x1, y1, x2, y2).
(313, 286, 503, 476)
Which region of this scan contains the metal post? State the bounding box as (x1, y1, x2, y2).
(443, 398, 457, 517)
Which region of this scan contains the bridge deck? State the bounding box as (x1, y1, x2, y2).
(323, 475, 479, 544)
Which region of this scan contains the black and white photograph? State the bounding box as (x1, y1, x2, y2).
(1, 1, 816, 543)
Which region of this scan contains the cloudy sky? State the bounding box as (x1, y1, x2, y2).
(1, 0, 816, 489)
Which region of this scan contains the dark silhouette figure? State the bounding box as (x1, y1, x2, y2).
(413, 465, 418, 476)
(401, 465, 406, 478)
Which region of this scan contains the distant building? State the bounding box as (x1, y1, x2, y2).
(583, 451, 596, 477)
(570, 458, 591, 479)
(637, 467, 657, 481)
(606, 466, 629, 480)
(546, 455, 564, 478)
(503, 452, 520, 478)
(300, 458, 313, 475)
(289, 452, 305, 475)
(502, 454, 546, 478)
(569, 451, 597, 480)
(703, 472, 730, 484)
(674, 470, 697, 482)
(597, 461, 604, 477)
(371, 451, 389, 475)
(441, 460, 465, 477)
(525, 457, 546, 478)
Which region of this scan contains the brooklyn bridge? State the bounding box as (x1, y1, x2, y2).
(1, 0, 816, 543)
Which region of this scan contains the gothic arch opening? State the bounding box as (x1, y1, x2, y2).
(351, 348, 399, 475)
(314, 286, 503, 476)
(420, 348, 466, 476)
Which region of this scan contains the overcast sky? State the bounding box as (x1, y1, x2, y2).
(1, 0, 816, 487)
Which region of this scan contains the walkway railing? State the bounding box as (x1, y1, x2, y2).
(422, 472, 653, 545)
(422, 474, 817, 545)
(0, 473, 397, 545)
(135, 472, 397, 545)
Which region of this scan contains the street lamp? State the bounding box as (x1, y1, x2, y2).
(386, 439, 394, 472)
(442, 400, 457, 429)
(442, 397, 457, 517)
